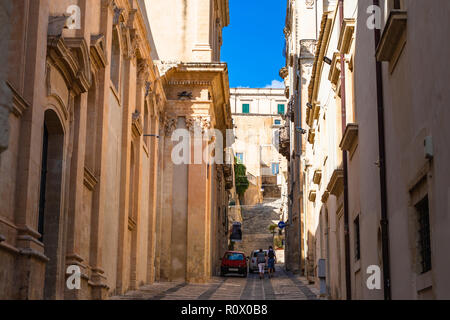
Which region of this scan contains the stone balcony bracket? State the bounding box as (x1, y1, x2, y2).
(313, 169, 322, 185)
(327, 168, 344, 197)
(328, 52, 341, 88)
(308, 129, 316, 145)
(308, 190, 317, 202)
(337, 19, 356, 54)
(339, 123, 359, 156)
(321, 190, 330, 203)
(376, 10, 408, 73)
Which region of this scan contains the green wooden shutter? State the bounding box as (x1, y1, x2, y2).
(242, 104, 250, 113)
(278, 104, 285, 115)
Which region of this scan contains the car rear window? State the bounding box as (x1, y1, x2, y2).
(253, 251, 268, 257)
(226, 253, 244, 261)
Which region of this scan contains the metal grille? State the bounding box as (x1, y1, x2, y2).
(416, 196, 432, 273)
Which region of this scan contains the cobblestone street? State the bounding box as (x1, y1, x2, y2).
(112, 266, 319, 300)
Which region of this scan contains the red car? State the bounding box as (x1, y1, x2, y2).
(220, 251, 248, 277)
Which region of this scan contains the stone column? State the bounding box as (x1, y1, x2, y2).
(159, 116, 176, 281)
(146, 115, 159, 284)
(154, 116, 166, 281)
(186, 117, 211, 283)
(65, 91, 89, 300)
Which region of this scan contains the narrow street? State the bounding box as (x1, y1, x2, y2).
(112, 266, 318, 300)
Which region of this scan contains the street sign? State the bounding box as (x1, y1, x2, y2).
(278, 221, 286, 229)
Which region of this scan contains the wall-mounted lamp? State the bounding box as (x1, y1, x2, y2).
(296, 127, 307, 134)
(306, 102, 313, 109)
(323, 56, 332, 65)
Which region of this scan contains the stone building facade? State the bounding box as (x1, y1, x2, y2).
(230, 88, 288, 209)
(0, 0, 233, 300)
(293, 0, 450, 300)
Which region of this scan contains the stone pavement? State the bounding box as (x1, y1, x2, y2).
(111, 265, 320, 300)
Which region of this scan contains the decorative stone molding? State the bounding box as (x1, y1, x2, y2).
(339, 123, 359, 156)
(186, 116, 211, 134)
(321, 190, 330, 203)
(313, 169, 322, 185)
(338, 19, 355, 54)
(163, 116, 177, 136)
(305, 0, 315, 9)
(155, 60, 180, 76)
(328, 52, 341, 89)
(327, 168, 344, 196)
(307, 129, 315, 145)
(47, 35, 92, 95)
(90, 34, 107, 70)
(308, 190, 317, 202)
(6, 82, 30, 118)
(83, 167, 98, 191)
(376, 11, 407, 73)
(279, 67, 289, 79)
(132, 111, 143, 138)
(300, 40, 317, 59)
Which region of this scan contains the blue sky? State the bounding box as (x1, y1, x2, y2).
(221, 0, 286, 89)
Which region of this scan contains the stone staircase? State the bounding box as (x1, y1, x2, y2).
(234, 198, 284, 257)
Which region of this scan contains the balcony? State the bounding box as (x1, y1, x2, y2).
(339, 123, 359, 157)
(376, 10, 407, 73)
(327, 168, 344, 197)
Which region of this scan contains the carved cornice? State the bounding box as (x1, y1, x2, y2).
(90, 34, 108, 69)
(6, 82, 30, 118)
(47, 35, 92, 95)
(339, 123, 359, 155)
(327, 168, 344, 197)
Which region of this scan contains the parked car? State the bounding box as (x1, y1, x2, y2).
(249, 249, 268, 273)
(220, 251, 248, 277)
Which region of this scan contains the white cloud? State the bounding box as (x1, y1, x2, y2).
(265, 80, 285, 89)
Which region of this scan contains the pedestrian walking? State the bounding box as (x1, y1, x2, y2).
(267, 246, 276, 278)
(256, 249, 267, 280)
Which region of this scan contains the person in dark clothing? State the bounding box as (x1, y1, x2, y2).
(267, 246, 276, 278)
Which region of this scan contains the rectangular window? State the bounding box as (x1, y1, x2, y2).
(277, 104, 285, 115)
(272, 163, 280, 175)
(236, 153, 244, 164)
(274, 119, 281, 125)
(354, 216, 361, 261)
(242, 104, 250, 114)
(416, 196, 432, 273)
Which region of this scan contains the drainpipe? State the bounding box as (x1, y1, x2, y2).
(373, 0, 392, 300)
(338, 0, 352, 300)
